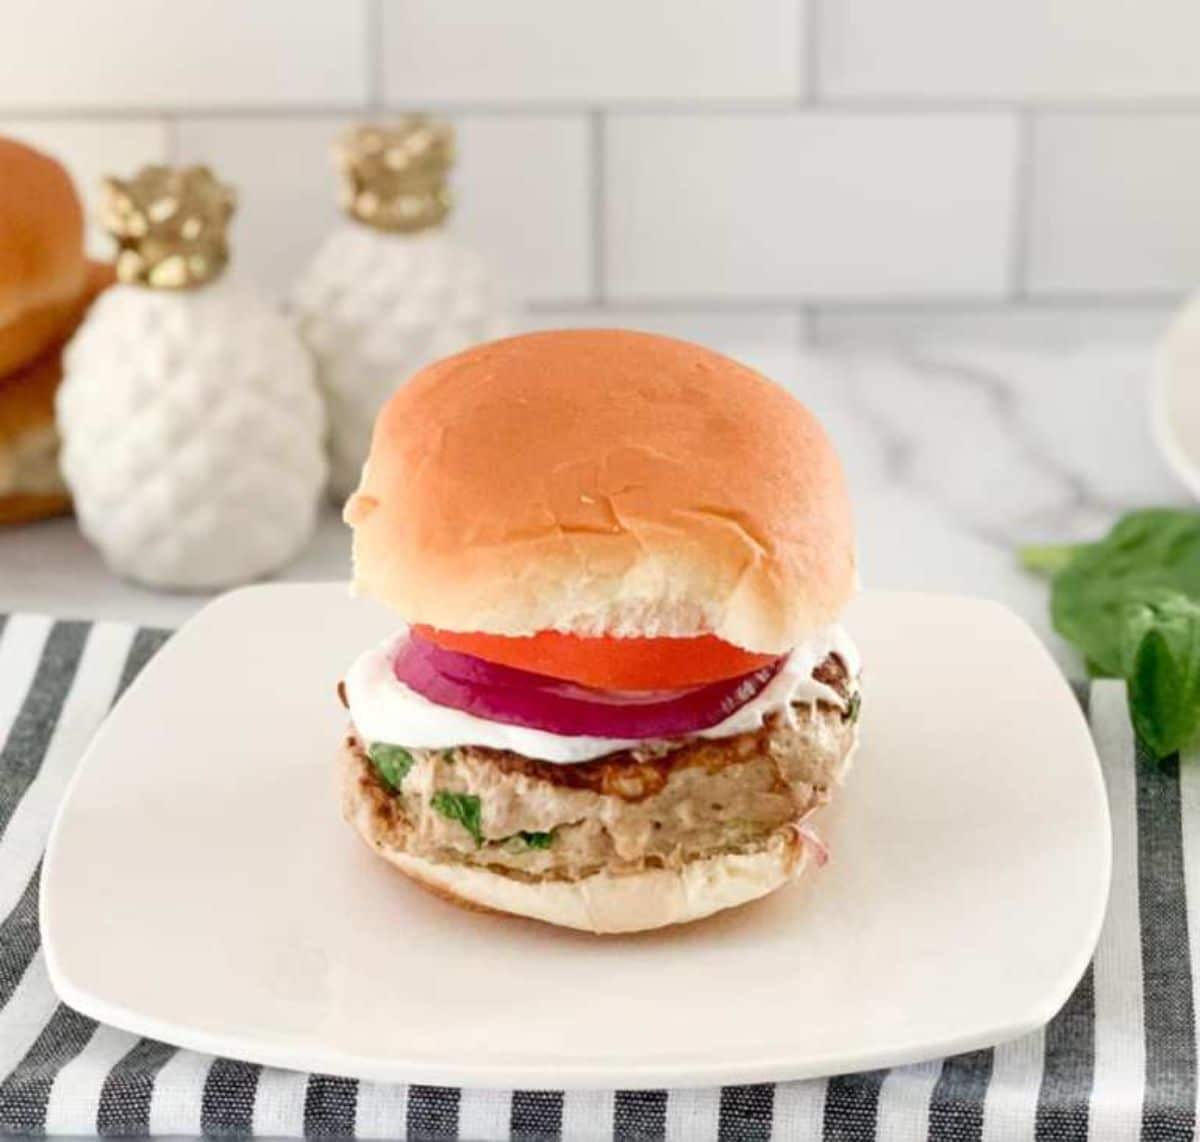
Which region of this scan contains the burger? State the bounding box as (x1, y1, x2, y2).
(338, 329, 860, 933)
(0, 136, 112, 525)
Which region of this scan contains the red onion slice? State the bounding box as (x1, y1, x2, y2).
(796, 824, 830, 867)
(393, 631, 782, 740)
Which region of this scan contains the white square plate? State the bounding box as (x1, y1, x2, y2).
(42, 584, 1110, 1089)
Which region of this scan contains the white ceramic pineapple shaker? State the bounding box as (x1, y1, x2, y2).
(291, 117, 512, 499)
(57, 165, 327, 590)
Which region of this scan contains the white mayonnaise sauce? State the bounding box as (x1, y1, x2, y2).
(343, 625, 860, 765)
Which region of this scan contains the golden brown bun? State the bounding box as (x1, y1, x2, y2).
(0, 492, 70, 526)
(0, 262, 114, 525)
(346, 330, 855, 653)
(338, 738, 809, 933)
(0, 138, 89, 378)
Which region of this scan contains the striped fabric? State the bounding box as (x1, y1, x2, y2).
(0, 612, 1195, 1141)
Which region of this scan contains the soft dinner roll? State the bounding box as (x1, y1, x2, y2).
(0, 262, 113, 524)
(0, 137, 89, 378)
(346, 329, 855, 654)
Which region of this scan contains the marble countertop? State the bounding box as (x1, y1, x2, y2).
(0, 339, 1189, 674)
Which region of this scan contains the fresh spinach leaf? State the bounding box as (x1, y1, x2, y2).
(1120, 593, 1200, 759)
(1019, 509, 1200, 760)
(846, 692, 862, 725)
(1037, 509, 1200, 678)
(518, 830, 554, 849)
(1019, 543, 1085, 577)
(367, 743, 414, 790)
(431, 791, 484, 845)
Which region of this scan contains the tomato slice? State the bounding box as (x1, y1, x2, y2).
(410, 625, 778, 692)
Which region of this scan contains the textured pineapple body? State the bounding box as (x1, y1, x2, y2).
(58, 281, 327, 589)
(292, 223, 511, 498)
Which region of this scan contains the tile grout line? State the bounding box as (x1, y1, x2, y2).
(527, 294, 1182, 315)
(1007, 108, 1035, 300)
(2, 104, 367, 122)
(590, 110, 606, 305)
(11, 99, 1200, 121)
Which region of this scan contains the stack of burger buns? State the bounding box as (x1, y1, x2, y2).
(0, 136, 112, 525)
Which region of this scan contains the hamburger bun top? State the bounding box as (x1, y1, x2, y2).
(345, 329, 855, 654)
(0, 137, 88, 378)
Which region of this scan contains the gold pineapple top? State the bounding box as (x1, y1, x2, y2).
(335, 117, 454, 233)
(101, 165, 236, 289)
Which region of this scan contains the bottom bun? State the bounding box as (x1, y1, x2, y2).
(0, 262, 112, 527)
(0, 491, 71, 526)
(339, 739, 812, 934)
(0, 349, 70, 525)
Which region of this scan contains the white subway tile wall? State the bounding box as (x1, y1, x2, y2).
(1028, 115, 1200, 296)
(451, 117, 592, 303)
(381, 1, 804, 102)
(0, 1, 368, 110)
(811, 305, 1175, 348)
(2, 0, 1196, 335)
(820, 0, 1200, 101)
(605, 113, 1018, 301)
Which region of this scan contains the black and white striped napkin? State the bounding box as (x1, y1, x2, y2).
(0, 611, 1195, 1140)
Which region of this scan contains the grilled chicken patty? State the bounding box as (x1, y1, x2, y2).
(342, 654, 860, 883)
